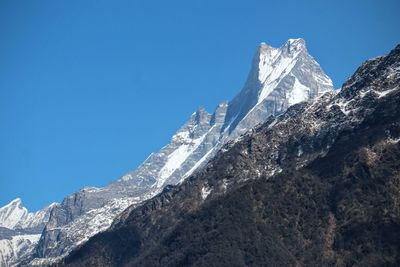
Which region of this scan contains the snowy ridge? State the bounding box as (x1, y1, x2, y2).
(0, 198, 56, 231)
(158, 125, 210, 186)
(0, 199, 56, 266)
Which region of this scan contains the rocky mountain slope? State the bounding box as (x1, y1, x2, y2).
(60, 44, 400, 266)
(0, 199, 55, 266)
(0, 38, 332, 266)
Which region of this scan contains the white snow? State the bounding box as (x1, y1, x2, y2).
(82, 187, 100, 193)
(268, 118, 279, 129)
(0, 234, 40, 267)
(18, 203, 56, 230)
(288, 77, 310, 106)
(297, 146, 303, 157)
(118, 153, 155, 182)
(359, 87, 398, 99)
(0, 199, 56, 230)
(182, 146, 216, 180)
(0, 199, 57, 266)
(268, 168, 282, 177)
(221, 179, 229, 193)
(0, 199, 27, 229)
(33, 196, 145, 265)
(333, 86, 398, 118)
(314, 73, 334, 87)
(335, 99, 353, 116)
(120, 173, 133, 182)
(172, 130, 190, 141)
(387, 137, 400, 144)
(158, 124, 220, 187)
(158, 133, 207, 187)
(376, 87, 398, 98)
(201, 186, 212, 200)
(257, 49, 300, 105)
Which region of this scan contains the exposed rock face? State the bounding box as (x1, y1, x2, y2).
(0, 38, 334, 266)
(60, 44, 400, 266)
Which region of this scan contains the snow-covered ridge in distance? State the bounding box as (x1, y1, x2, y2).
(0, 198, 56, 266)
(0, 198, 56, 231)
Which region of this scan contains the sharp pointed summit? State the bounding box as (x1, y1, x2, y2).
(223, 38, 333, 137)
(0, 198, 28, 229)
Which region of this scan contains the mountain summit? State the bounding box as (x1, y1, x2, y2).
(0, 198, 54, 231)
(0, 38, 334, 266)
(223, 38, 333, 137)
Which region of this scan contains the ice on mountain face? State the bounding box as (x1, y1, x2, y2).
(257, 46, 300, 105)
(158, 132, 207, 186)
(28, 38, 335, 265)
(288, 78, 310, 105)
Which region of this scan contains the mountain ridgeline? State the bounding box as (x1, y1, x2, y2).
(0, 38, 336, 266)
(0, 199, 55, 266)
(2, 39, 398, 267)
(60, 44, 400, 266)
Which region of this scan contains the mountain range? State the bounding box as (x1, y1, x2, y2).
(2, 38, 396, 266)
(60, 43, 400, 267)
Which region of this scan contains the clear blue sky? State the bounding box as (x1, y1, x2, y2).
(1, 0, 399, 211)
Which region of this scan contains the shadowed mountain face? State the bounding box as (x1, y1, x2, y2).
(59, 44, 400, 267)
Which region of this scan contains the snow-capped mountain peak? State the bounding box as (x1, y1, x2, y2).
(256, 38, 312, 104)
(223, 38, 334, 137)
(2, 38, 335, 266)
(0, 198, 56, 231)
(0, 198, 28, 229)
(257, 38, 306, 69)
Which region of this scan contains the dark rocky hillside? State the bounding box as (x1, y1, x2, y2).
(58, 44, 400, 267)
